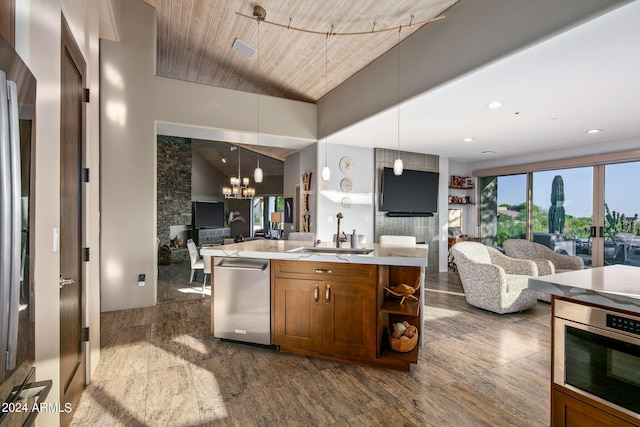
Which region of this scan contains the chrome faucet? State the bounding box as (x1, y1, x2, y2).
(335, 212, 348, 248)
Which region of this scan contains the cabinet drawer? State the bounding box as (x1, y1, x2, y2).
(273, 260, 376, 282)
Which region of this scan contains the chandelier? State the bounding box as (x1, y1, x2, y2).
(223, 147, 256, 199)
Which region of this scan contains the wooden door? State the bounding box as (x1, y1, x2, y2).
(0, 0, 14, 46)
(273, 277, 322, 351)
(322, 280, 376, 359)
(60, 17, 85, 426)
(552, 388, 637, 427)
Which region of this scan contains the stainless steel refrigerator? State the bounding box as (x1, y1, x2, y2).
(0, 34, 50, 426)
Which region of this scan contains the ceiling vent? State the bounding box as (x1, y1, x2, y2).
(232, 38, 256, 59)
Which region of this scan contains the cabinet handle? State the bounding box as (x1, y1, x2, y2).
(314, 284, 319, 305)
(325, 284, 331, 304)
(313, 269, 332, 274)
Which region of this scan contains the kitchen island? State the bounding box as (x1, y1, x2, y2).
(528, 265, 640, 426)
(201, 240, 428, 371)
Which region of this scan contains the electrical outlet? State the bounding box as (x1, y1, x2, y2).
(138, 274, 145, 287)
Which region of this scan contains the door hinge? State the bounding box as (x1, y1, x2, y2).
(83, 327, 90, 342)
(83, 247, 90, 262)
(83, 88, 90, 103)
(82, 168, 90, 183)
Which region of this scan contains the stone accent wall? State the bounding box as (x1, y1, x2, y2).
(157, 136, 192, 247)
(374, 148, 439, 274)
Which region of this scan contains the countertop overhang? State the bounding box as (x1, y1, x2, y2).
(528, 265, 640, 313)
(200, 240, 428, 267)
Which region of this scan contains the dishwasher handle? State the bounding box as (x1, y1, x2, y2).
(215, 259, 269, 271)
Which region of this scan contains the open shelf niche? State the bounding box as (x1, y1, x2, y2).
(376, 265, 423, 367)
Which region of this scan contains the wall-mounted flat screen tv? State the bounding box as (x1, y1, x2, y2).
(193, 201, 225, 229)
(380, 167, 439, 216)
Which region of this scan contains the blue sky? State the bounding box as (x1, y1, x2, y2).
(497, 163, 639, 219)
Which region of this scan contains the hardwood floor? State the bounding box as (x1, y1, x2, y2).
(71, 263, 551, 426)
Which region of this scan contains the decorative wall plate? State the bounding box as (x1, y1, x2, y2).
(341, 196, 352, 208)
(340, 178, 353, 193)
(339, 156, 354, 174)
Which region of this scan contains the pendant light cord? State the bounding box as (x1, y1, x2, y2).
(324, 30, 330, 167)
(257, 19, 261, 167)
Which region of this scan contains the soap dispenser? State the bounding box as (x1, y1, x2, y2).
(350, 230, 358, 248)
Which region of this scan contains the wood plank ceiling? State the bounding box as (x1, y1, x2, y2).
(143, 0, 459, 175)
(142, 0, 458, 102)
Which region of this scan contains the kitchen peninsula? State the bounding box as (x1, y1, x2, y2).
(529, 266, 640, 427)
(201, 240, 428, 371)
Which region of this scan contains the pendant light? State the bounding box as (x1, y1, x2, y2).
(393, 26, 404, 176)
(254, 13, 264, 183)
(321, 31, 331, 182)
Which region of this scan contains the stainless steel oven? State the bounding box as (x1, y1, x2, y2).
(554, 299, 640, 420)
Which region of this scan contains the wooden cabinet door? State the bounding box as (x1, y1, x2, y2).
(322, 280, 376, 359)
(273, 277, 323, 351)
(552, 388, 638, 427)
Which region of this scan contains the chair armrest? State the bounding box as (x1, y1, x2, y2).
(548, 252, 584, 270)
(489, 250, 538, 276)
(531, 259, 555, 275)
(457, 262, 507, 288)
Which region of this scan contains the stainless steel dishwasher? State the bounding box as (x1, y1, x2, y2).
(213, 257, 271, 345)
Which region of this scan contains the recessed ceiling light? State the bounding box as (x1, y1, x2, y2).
(221, 157, 227, 163)
(487, 101, 503, 109)
(481, 150, 495, 155)
(463, 137, 475, 142)
(586, 129, 602, 134)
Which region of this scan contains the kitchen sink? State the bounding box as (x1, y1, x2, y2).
(287, 247, 374, 255)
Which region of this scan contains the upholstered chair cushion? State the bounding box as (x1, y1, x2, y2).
(451, 242, 538, 314)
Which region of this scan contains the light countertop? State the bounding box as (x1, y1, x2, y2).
(528, 265, 640, 313)
(199, 239, 428, 267)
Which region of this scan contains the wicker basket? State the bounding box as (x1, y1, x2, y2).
(388, 331, 418, 353)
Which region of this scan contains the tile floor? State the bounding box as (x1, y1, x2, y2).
(71, 262, 551, 426)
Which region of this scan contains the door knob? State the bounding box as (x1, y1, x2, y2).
(59, 277, 75, 289)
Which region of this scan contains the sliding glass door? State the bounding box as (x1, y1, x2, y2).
(495, 174, 527, 247)
(531, 167, 593, 265)
(479, 158, 640, 269)
(601, 161, 640, 267)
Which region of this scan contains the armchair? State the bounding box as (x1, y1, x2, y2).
(450, 242, 538, 314)
(503, 239, 583, 272)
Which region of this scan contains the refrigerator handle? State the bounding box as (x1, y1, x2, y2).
(0, 70, 11, 381)
(6, 80, 21, 370)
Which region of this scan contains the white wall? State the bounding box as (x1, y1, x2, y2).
(100, 0, 316, 311)
(16, 1, 102, 425)
(283, 151, 300, 237)
(316, 143, 375, 244)
(192, 151, 226, 202)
